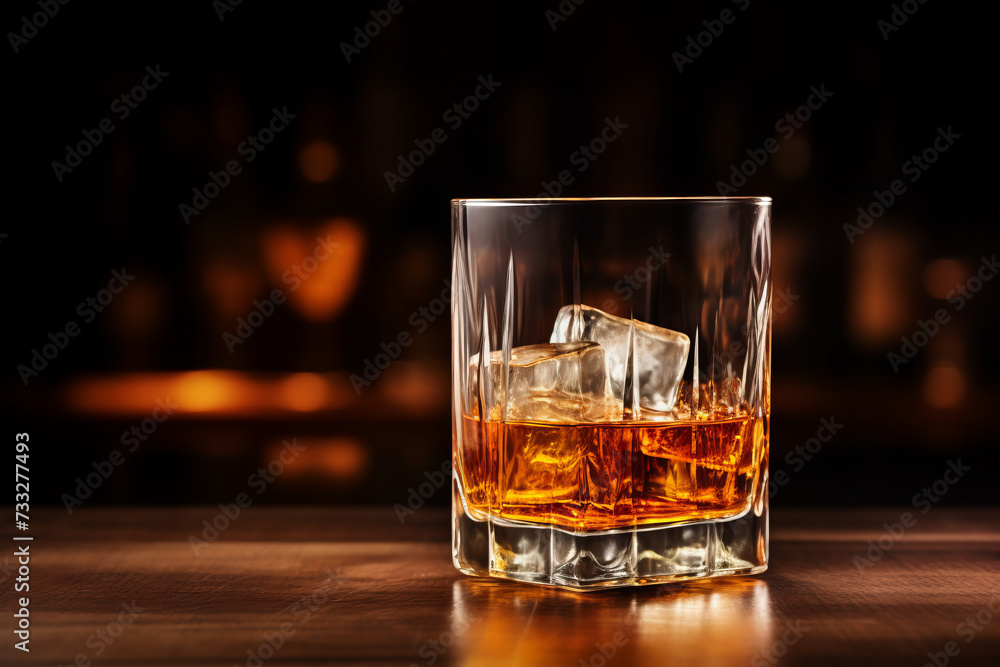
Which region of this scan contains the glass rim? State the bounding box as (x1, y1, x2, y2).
(452, 196, 771, 205)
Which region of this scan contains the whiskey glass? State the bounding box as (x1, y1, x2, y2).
(451, 197, 771, 589)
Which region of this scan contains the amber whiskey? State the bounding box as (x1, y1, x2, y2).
(456, 409, 767, 533)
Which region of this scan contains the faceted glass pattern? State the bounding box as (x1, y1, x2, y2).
(452, 198, 771, 590)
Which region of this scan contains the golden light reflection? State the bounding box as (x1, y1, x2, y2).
(298, 141, 340, 182)
(924, 366, 965, 409)
(923, 259, 965, 299)
(450, 577, 773, 665)
(628, 579, 773, 663)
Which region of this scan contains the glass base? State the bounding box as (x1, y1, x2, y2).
(452, 479, 768, 591)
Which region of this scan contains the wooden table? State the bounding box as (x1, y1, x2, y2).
(3, 507, 998, 666)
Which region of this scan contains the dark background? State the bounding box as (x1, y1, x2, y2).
(2, 1, 995, 510)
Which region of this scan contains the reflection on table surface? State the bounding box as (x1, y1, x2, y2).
(10, 507, 999, 667)
(450, 576, 774, 665)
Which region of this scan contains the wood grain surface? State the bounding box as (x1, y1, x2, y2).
(2, 507, 998, 666)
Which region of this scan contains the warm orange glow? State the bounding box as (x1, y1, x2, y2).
(298, 141, 340, 182)
(64, 374, 180, 414)
(924, 366, 965, 409)
(63, 371, 355, 416)
(265, 437, 367, 480)
(923, 259, 965, 299)
(295, 219, 365, 320)
(849, 231, 917, 347)
(379, 362, 448, 414)
(280, 372, 328, 411)
(175, 370, 240, 412)
(262, 219, 366, 321)
(771, 232, 804, 336)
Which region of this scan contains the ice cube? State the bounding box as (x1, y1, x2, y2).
(550, 305, 690, 416)
(471, 342, 620, 422)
